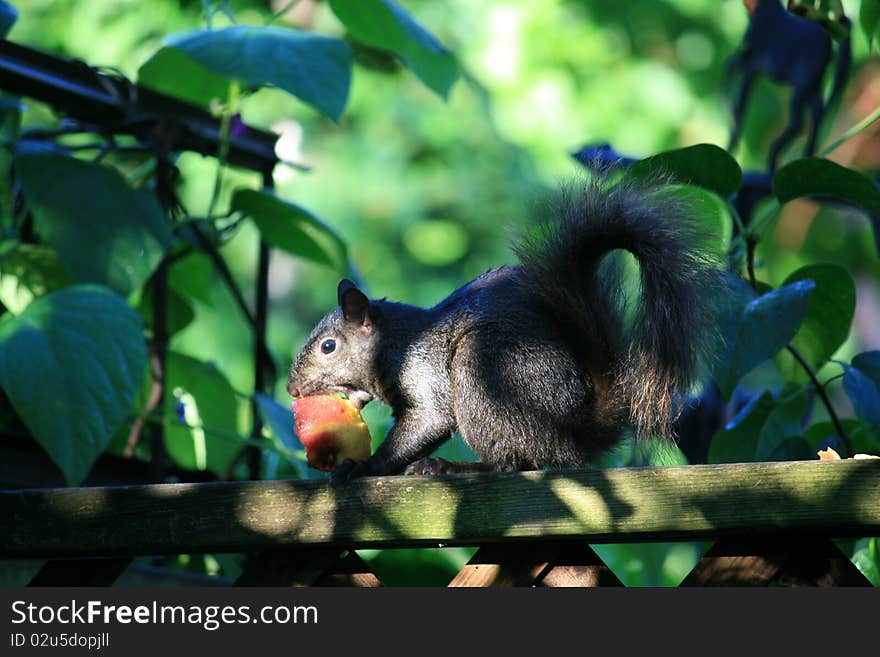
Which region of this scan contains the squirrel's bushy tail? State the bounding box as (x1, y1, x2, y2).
(514, 177, 722, 440)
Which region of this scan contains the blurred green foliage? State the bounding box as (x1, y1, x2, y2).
(2, 0, 880, 586)
(4, 0, 752, 400)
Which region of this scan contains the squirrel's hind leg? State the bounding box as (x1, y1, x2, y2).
(449, 329, 592, 470)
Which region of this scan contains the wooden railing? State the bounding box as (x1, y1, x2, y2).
(2, 459, 879, 586)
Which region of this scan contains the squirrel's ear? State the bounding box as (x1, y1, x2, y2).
(338, 279, 371, 330)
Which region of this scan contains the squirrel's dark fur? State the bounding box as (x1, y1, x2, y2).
(288, 178, 722, 480)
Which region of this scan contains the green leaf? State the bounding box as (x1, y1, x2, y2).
(0, 242, 72, 314)
(0, 98, 21, 231)
(0, 1, 17, 38)
(851, 537, 880, 586)
(774, 264, 855, 382)
(430, 432, 478, 463)
(842, 352, 880, 433)
(861, 0, 880, 48)
(360, 546, 477, 587)
(329, 0, 459, 98)
(623, 144, 743, 197)
(755, 390, 811, 461)
(714, 280, 815, 398)
(590, 542, 702, 587)
(164, 352, 244, 475)
(254, 393, 302, 450)
(772, 157, 880, 253)
(651, 184, 732, 256)
(138, 284, 195, 337)
(137, 46, 232, 108)
(712, 273, 756, 377)
(254, 392, 312, 479)
(762, 437, 814, 461)
(707, 391, 774, 464)
(15, 154, 172, 297)
(843, 364, 880, 428)
(231, 188, 349, 272)
(852, 350, 880, 383)
(635, 436, 689, 466)
(169, 251, 214, 305)
(0, 285, 146, 484)
(151, 26, 352, 121)
(804, 419, 880, 457)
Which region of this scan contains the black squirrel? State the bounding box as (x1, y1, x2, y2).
(288, 178, 722, 480)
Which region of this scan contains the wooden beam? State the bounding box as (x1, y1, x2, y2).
(536, 544, 623, 587)
(1, 460, 878, 558)
(313, 552, 383, 587)
(448, 542, 621, 587)
(681, 536, 873, 586)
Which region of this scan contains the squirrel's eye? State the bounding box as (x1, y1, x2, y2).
(320, 339, 337, 354)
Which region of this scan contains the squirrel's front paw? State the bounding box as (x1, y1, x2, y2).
(330, 456, 393, 483)
(329, 459, 370, 483)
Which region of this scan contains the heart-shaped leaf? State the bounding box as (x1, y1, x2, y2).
(707, 391, 774, 464)
(774, 264, 855, 382)
(329, 0, 459, 98)
(712, 272, 756, 371)
(169, 251, 214, 305)
(137, 46, 232, 108)
(0, 242, 72, 314)
(254, 392, 312, 479)
(232, 188, 350, 273)
(843, 351, 880, 433)
(0, 285, 147, 484)
(138, 284, 195, 337)
(852, 351, 880, 383)
(649, 184, 733, 256)
(0, 0, 17, 38)
(623, 144, 743, 197)
(755, 390, 810, 461)
(15, 154, 172, 297)
(143, 26, 352, 121)
(714, 280, 815, 398)
(804, 419, 880, 457)
(772, 157, 880, 252)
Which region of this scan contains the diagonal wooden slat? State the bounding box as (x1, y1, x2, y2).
(680, 536, 873, 586)
(536, 544, 623, 587)
(449, 543, 553, 587)
(314, 552, 382, 587)
(449, 542, 622, 587)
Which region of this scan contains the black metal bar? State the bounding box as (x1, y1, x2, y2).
(0, 39, 278, 173)
(248, 168, 275, 480)
(148, 259, 170, 483)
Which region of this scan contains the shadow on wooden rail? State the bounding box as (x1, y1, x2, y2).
(1, 460, 878, 586)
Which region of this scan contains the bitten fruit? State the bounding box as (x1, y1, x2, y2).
(291, 394, 372, 471)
